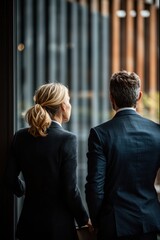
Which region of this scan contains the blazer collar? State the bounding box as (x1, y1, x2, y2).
(50, 121, 63, 129)
(114, 109, 138, 118)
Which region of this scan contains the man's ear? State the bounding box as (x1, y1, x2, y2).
(110, 93, 116, 106)
(110, 93, 117, 111)
(137, 91, 142, 101)
(110, 93, 114, 103)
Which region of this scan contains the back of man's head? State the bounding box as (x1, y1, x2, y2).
(110, 70, 141, 109)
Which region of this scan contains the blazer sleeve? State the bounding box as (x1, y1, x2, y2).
(85, 128, 107, 227)
(5, 133, 25, 197)
(60, 133, 89, 227)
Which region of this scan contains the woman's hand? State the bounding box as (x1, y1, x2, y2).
(87, 218, 94, 232)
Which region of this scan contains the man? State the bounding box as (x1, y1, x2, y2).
(85, 70, 160, 240)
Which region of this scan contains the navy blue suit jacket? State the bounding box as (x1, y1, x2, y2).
(85, 110, 160, 237)
(6, 122, 88, 240)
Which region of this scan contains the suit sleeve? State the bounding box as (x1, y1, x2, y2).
(60, 133, 89, 227)
(5, 133, 25, 197)
(85, 128, 107, 227)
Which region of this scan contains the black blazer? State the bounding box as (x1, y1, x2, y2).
(85, 110, 160, 237)
(6, 122, 88, 240)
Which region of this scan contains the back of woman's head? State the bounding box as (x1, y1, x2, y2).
(25, 83, 68, 137)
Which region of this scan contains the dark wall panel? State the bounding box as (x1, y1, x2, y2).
(0, 0, 14, 239)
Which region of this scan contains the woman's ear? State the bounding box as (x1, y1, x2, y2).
(61, 102, 66, 112)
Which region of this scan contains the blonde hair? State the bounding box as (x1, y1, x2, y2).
(25, 83, 68, 137)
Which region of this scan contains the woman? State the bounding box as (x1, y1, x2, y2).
(6, 83, 91, 240)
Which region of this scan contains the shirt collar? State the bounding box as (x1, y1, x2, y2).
(116, 107, 136, 113)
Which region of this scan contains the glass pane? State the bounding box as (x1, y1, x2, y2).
(14, 0, 160, 228)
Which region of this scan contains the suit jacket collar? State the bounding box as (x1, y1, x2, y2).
(114, 109, 139, 118)
(50, 121, 63, 129)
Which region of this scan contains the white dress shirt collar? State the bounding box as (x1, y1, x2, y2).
(116, 107, 136, 113)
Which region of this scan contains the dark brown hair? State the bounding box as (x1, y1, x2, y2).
(110, 70, 141, 108)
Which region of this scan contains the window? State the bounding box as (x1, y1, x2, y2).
(14, 0, 160, 222)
